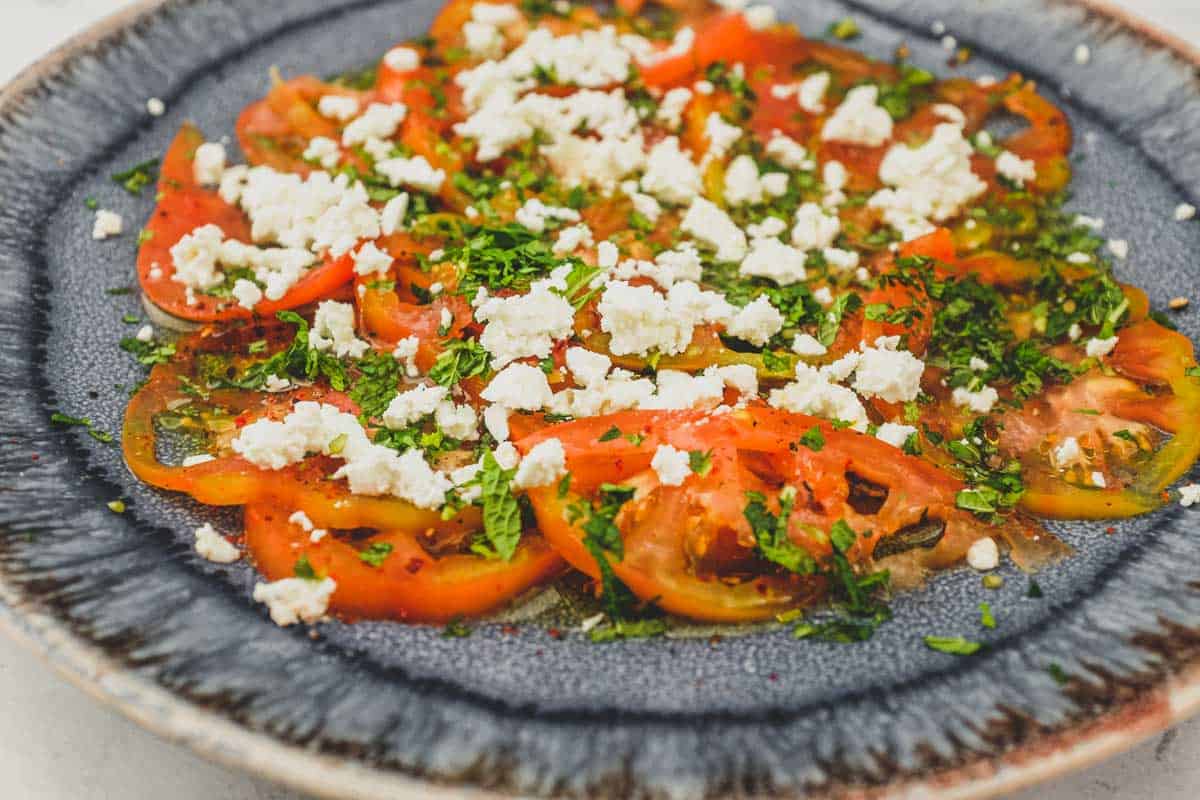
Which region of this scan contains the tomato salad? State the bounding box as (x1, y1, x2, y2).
(112, 0, 1200, 638)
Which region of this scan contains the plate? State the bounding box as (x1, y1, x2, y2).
(1, 0, 1199, 797)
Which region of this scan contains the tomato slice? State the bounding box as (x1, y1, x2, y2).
(243, 504, 563, 623)
(519, 407, 1060, 622)
(1006, 320, 1200, 517)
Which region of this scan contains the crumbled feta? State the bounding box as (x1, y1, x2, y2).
(231, 278, 263, 310)
(514, 197, 581, 233)
(694, 79, 714, 95)
(483, 404, 510, 441)
(146, 97, 166, 116)
(643, 369, 724, 410)
(952, 385, 999, 414)
(92, 209, 123, 240)
(1075, 214, 1104, 230)
(704, 112, 742, 160)
(1107, 239, 1129, 260)
(1074, 43, 1091, 65)
(513, 438, 567, 489)
(852, 342, 926, 403)
(875, 422, 917, 449)
(765, 132, 809, 169)
(193, 142, 227, 185)
(475, 284, 575, 367)
(640, 136, 703, 205)
(797, 71, 830, 113)
(375, 154, 446, 193)
(1068, 322, 1082, 341)
(792, 333, 827, 357)
(1091, 471, 1107, 488)
(821, 85, 894, 147)
(739, 237, 808, 286)
(317, 95, 360, 121)
(706, 363, 758, 396)
(383, 46, 421, 72)
(194, 523, 240, 563)
(723, 155, 765, 206)
(352, 241, 394, 276)
(342, 102, 407, 147)
(311, 300, 370, 359)
(253, 577, 336, 626)
(869, 123, 987, 240)
(566, 347, 612, 387)
(435, 400, 479, 440)
(481, 362, 554, 410)
(1179, 483, 1200, 507)
(611, 245, 704, 289)
(182, 454, 216, 467)
(1175, 203, 1197, 221)
(651, 444, 692, 486)
(768, 363, 869, 431)
(995, 150, 1037, 186)
(813, 286, 834, 306)
(681, 197, 747, 261)
(1085, 336, 1118, 358)
(822, 160, 849, 207)
(932, 104, 967, 126)
(597, 280, 732, 357)
(744, 5, 776, 29)
(791, 202, 841, 251)
(382, 384, 448, 429)
(303, 136, 341, 170)
(726, 295, 784, 346)
(553, 223, 594, 254)
(656, 87, 692, 129)
(134, 324, 154, 343)
(380, 193, 410, 235)
(969, 356, 990, 371)
(966, 537, 999, 571)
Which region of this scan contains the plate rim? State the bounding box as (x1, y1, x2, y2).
(1, 0, 1197, 798)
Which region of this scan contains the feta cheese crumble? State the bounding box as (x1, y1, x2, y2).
(253, 577, 336, 626)
(194, 523, 240, 564)
(821, 85, 894, 147)
(92, 209, 123, 240)
(512, 438, 568, 489)
(651, 444, 692, 486)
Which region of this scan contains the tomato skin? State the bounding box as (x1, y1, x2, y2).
(244, 504, 562, 623)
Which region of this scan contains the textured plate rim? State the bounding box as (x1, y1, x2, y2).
(1, 1, 1197, 798)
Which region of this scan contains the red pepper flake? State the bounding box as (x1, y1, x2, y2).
(547, 627, 563, 640)
(501, 624, 519, 635)
(768, 672, 779, 682)
(405, 557, 425, 574)
(1105, 526, 1116, 535)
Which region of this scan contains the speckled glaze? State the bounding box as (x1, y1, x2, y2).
(1, 1, 1199, 797)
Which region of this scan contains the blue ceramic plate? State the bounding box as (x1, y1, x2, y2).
(1, 1, 1199, 797)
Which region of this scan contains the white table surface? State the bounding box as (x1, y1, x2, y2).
(4, 1, 1200, 798)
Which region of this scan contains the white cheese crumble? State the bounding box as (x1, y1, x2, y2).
(342, 102, 408, 148)
(995, 150, 1037, 187)
(966, 537, 999, 571)
(869, 123, 987, 240)
(92, 209, 123, 240)
(1053, 436, 1082, 468)
(597, 280, 732, 357)
(797, 71, 830, 113)
(951, 385, 999, 414)
(146, 97, 166, 116)
(317, 95, 360, 121)
(651, 444, 692, 486)
(376, 155, 446, 193)
(875, 422, 917, 449)
(481, 362, 554, 411)
(739, 237, 808, 286)
(725, 295, 784, 346)
(303, 136, 341, 170)
(231, 278, 263, 310)
(681, 197, 747, 261)
(640, 136, 703, 205)
(765, 132, 810, 169)
(852, 341, 926, 403)
(253, 577, 336, 626)
(193, 142, 226, 186)
(1074, 43, 1091, 65)
(194, 523, 240, 563)
(475, 284, 575, 367)
(352, 241, 394, 276)
(1107, 239, 1129, 260)
(1179, 484, 1200, 507)
(821, 85, 894, 147)
(565, 347, 613, 387)
(656, 87, 692, 129)
(311, 300, 369, 359)
(792, 333, 827, 357)
(768, 363, 869, 431)
(1175, 203, 1197, 221)
(380, 194, 410, 235)
(382, 384, 448, 429)
(514, 198, 581, 232)
(513, 438, 568, 489)
(384, 46, 421, 72)
(791, 202, 841, 251)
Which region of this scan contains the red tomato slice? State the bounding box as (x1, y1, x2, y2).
(243, 503, 563, 623)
